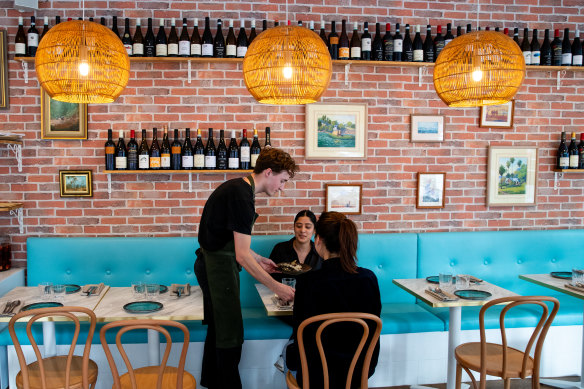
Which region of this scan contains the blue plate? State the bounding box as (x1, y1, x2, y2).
(21, 302, 64, 311)
(64, 284, 81, 294)
(426, 276, 439, 284)
(454, 289, 492, 300)
(550, 272, 572, 280)
(123, 301, 163, 314)
(159, 285, 168, 293)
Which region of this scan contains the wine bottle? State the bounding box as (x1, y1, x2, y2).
(248, 19, 257, 45)
(105, 129, 115, 170)
(310, 20, 315, 32)
(319, 21, 329, 50)
(149, 128, 161, 169)
(467, 24, 472, 34)
(171, 129, 182, 170)
(204, 128, 217, 169)
(15, 17, 26, 57)
(521, 28, 531, 65)
(101, 17, 106, 26)
(226, 19, 236, 58)
(372, 23, 383, 61)
(338, 20, 350, 60)
(403, 24, 413, 62)
(562, 28, 572, 65)
(329, 21, 338, 59)
(167, 18, 179, 57)
(179, 18, 190, 57)
(122, 18, 133, 55)
(456, 25, 462, 37)
(578, 133, 584, 169)
(156, 18, 168, 57)
(383, 23, 393, 61)
(161, 126, 171, 169)
(127, 130, 139, 170)
(217, 130, 228, 169)
(193, 129, 204, 170)
(541, 29, 551, 66)
(239, 129, 251, 169)
(434, 25, 445, 59)
(444, 23, 454, 46)
(503, 27, 509, 37)
(569, 132, 579, 169)
(182, 128, 195, 170)
(298, 20, 303, 27)
(133, 18, 144, 57)
(572, 30, 582, 66)
(111, 16, 120, 39)
(145, 18, 156, 57)
(250, 128, 261, 168)
(393, 23, 403, 61)
(138, 129, 150, 170)
(413, 25, 423, 62)
(115, 131, 127, 170)
(274, 20, 279, 27)
(214, 19, 225, 58)
(56, 16, 61, 25)
(361, 22, 372, 60)
(40, 16, 49, 42)
(191, 18, 202, 57)
(236, 19, 248, 58)
(423, 25, 434, 62)
(531, 29, 540, 65)
(558, 131, 569, 169)
(551, 29, 562, 66)
(350, 22, 361, 60)
(262, 19, 267, 32)
(27, 16, 39, 57)
(513, 27, 520, 47)
(228, 130, 240, 169)
(265, 126, 272, 148)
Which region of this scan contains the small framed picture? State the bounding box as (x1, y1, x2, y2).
(59, 170, 93, 197)
(480, 101, 515, 128)
(487, 146, 538, 206)
(325, 184, 362, 215)
(410, 115, 444, 142)
(41, 88, 88, 139)
(417, 172, 446, 209)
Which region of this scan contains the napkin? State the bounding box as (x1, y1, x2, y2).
(170, 283, 191, 297)
(271, 296, 293, 310)
(468, 275, 483, 284)
(81, 283, 105, 296)
(565, 283, 584, 293)
(425, 288, 458, 302)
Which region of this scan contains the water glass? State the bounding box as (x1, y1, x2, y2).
(456, 274, 470, 290)
(132, 282, 145, 300)
(52, 284, 66, 303)
(38, 282, 53, 301)
(146, 284, 159, 301)
(572, 269, 584, 286)
(439, 273, 452, 289)
(282, 278, 296, 290)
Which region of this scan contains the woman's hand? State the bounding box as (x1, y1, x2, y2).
(274, 283, 295, 302)
(258, 256, 278, 273)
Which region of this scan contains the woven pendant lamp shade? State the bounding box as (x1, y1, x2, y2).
(35, 20, 130, 104)
(243, 25, 332, 105)
(433, 31, 525, 107)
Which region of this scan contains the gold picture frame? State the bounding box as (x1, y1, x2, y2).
(41, 88, 88, 139)
(59, 170, 93, 197)
(0, 29, 9, 109)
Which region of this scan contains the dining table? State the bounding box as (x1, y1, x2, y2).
(255, 283, 293, 316)
(393, 277, 518, 389)
(519, 273, 584, 389)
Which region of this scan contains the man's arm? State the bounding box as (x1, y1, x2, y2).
(233, 231, 295, 301)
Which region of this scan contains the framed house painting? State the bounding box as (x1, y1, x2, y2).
(487, 146, 538, 206)
(480, 101, 515, 128)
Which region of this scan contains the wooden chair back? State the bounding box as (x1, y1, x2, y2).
(99, 319, 190, 389)
(478, 296, 560, 380)
(295, 312, 382, 389)
(8, 306, 97, 389)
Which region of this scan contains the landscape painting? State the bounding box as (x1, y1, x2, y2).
(497, 157, 528, 196)
(317, 114, 356, 148)
(487, 147, 538, 206)
(41, 89, 88, 139)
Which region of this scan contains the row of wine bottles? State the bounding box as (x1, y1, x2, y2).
(104, 127, 272, 171)
(557, 132, 584, 169)
(15, 15, 584, 66)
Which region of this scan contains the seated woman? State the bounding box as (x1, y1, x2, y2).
(284, 211, 382, 388)
(269, 210, 322, 282)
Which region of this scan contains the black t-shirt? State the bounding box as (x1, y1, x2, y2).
(269, 238, 323, 282)
(198, 178, 255, 251)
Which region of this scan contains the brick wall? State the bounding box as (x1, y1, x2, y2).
(1, 0, 583, 265)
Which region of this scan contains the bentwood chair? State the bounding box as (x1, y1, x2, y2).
(99, 319, 196, 389)
(286, 312, 382, 389)
(8, 306, 98, 389)
(455, 296, 560, 389)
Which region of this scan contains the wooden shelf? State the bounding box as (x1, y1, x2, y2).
(0, 202, 23, 212)
(104, 169, 252, 174)
(0, 139, 22, 145)
(553, 168, 584, 173)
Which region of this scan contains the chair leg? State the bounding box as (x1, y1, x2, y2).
(504, 378, 511, 389)
(456, 363, 462, 389)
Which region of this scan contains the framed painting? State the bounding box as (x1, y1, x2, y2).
(417, 172, 446, 209)
(59, 170, 93, 197)
(325, 184, 362, 215)
(0, 29, 8, 109)
(487, 146, 538, 206)
(41, 88, 88, 139)
(480, 101, 515, 128)
(305, 103, 367, 160)
(411, 114, 444, 142)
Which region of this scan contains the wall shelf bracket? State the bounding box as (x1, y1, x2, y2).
(418, 66, 428, 86)
(554, 171, 563, 191)
(344, 63, 350, 86)
(6, 143, 22, 172)
(188, 60, 192, 84)
(21, 61, 28, 84)
(9, 208, 23, 234)
(107, 173, 111, 194)
(188, 174, 192, 193)
(556, 69, 567, 90)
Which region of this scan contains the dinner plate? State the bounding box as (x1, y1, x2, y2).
(159, 285, 168, 293)
(64, 284, 81, 294)
(550, 271, 572, 280)
(21, 302, 64, 311)
(123, 301, 163, 314)
(277, 263, 311, 276)
(454, 289, 492, 300)
(426, 276, 439, 284)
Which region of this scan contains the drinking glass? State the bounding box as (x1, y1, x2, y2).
(572, 269, 584, 286)
(38, 282, 53, 301)
(146, 284, 159, 301)
(282, 278, 296, 290)
(132, 282, 145, 300)
(52, 284, 66, 303)
(456, 274, 470, 290)
(439, 273, 452, 289)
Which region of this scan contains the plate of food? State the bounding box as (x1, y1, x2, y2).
(277, 260, 311, 275)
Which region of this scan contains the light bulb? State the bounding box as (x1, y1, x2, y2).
(471, 68, 483, 82)
(283, 66, 293, 79)
(79, 61, 89, 76)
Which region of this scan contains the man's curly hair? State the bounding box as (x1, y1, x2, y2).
(253, 148, 299, 178)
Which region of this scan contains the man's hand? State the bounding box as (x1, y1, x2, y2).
(273, 283, 295, 302)
(258, 257, 278, 273)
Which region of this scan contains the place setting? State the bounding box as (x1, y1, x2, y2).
(564, 269, 584, 294)
(271, 278, 296, 311)
(425, 273, 492, 302)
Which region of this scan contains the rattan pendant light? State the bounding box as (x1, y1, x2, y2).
(242, 21, 332, 105)
(35, 20, 130, 104)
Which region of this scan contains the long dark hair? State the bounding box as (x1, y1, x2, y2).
(294, 210, 317, 225)
(315, 211, 358, 274)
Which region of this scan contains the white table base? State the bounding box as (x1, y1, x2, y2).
(148, 329, 160, 365)
(42, 321, 56, 357)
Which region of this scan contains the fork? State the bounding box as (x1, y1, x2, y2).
(85, 286, 97, 296)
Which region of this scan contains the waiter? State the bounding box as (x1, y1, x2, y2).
(194, 147, 299, 389)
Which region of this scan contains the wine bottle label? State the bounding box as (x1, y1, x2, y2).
(150, 157, 161, 168)
(105, 146, 115, 154)
(531, 51, 541, 65)
(384, 41, 394, 59)
(161, 154, 171, 167)
(251, 153, 259, 168)
(139, 155, 149, 168)
(215, 47, 225, 57)
(115, 157, 127, 169)
(362, 38, 372, 51)
(240, 147, 250, 162)
(573, 55, 583, 66)
(168, 43, 179, 55)
(413, 49, 423, 61)
(133, 43, 144, 55)
(559, 157, 569, 168)
(226, 44, 236, 56)
(229, 158, 239, 168)
(236, 46, 247, 57)
(15, 43, 26, 55)
(28, 33, 38, 47)
(179, 41, 190, 55)
(570, 155, 579, 168)
(330, 37, 339, 45)
(146, 45, 156, 56)
(202, 43, 213, 56)
(128, 150, 138, 163)
(191, 44, 202, 55)
(350, 47, 361, 58)
(394, 39, 403, 52)
(339, 47, 350, 58)
(183, 155, 195, 168)
(405, 51, 413, 62)
(522, 51, 531, 64)
(124, 44, 133, 55)
(156, 44, 168, 56)
(562, 53, 572, 65)
(192, 154, 203, 167)
(205, 155, 216, 168)
(172, 146, 182, 154)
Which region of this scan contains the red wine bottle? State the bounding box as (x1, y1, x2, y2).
(239, 129, 251, 169)
(111, 16, 120, 39)
(236, 19, 248, 58)
(444, 23, 454, 46)
(105, 129, 115, 170)
(413, 25, 423, 62)
(138, 129, 150, 170)
(403, 24, 413, 62)
(217, 129, 228, 169)
(127, 130, 139, 170)
(558, 131, 569, 169)
(423, 25, 434, 62)
(573, 30, 583, 66)
(228, 130, 240, 169)
(248, 19, 257, 45)
(372, 23, 383, 61)
(149, 128, 161, 170)
(319, 21, 329, 50)
(361, 22, 371, 60)
(115, 131, 127, 170)
(213, 19, 225, 58)
(551, 29, 562, 66)
(145, 18, 156, 57)
(393, 23, 403, 61)
(562, 28, 572, 65)
(40, 16, 49, 42)
(182, 128, 194, 170)
(578, 133, 584, 169)
(383, 23, 393, 61)
(161, 126, 171, 169)
(434, 25, 445, 59)
(171, 129, 182, 170)
(205, 128, 217, 169)
(202, 17, 213, 57)
(569, 132, 579, 169)
(122, 18, 133, 56)
(27, 16, 39, 57)
(250, 128, 261, 168)
(531, 29, 540, 65)
(265, 127, 272, 148)
(329, 21, 338, 59)
(540, 29, 551, 66)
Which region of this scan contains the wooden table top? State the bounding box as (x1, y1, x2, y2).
(255, 284, 293, 316)
(520, 273, 584, 301)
